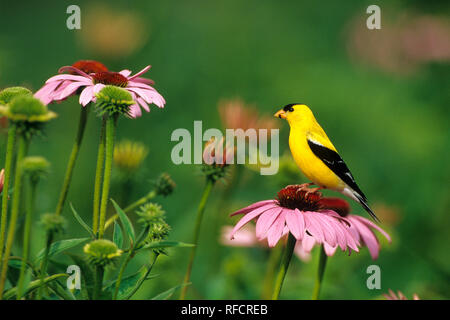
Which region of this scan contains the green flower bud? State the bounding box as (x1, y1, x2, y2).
(22, 156, 50, 183)
(114, 140, 148, 174)
(0, 87, 32, 105)
(84, 239, 123, 267)
(136, 203, 165, 227)
(146, 221, 171, 255)
(0, 95, 57, 122)
(40, 213, 66, 235)
(95, 85, 134, 116)
(153, 173, 176, 197)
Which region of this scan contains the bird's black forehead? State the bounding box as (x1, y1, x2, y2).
(283, 103, 303, 112)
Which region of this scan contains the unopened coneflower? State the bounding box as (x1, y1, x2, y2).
(16, 157, 50, 298)
(383, 289, 420, 300)
(114, 139, 149, 175)
(153, 172, 176, 197)
(180, 138, 235, 299)
(229, 186, 361, 299)
(0, 94, 56, 299)
(84, 239, 122, 300)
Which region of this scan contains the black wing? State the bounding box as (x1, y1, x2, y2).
(307, 138, 367, 200)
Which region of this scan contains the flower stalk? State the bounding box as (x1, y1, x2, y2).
(179, 178, 214, 300)
(272, 234, 297, 300)
(16, 177, 38, 299)
(0, 123, 16, 269)
(0, 134, 28, 299)
(55, 106, 89, 216)
(311, 245, 328, 300)
(92, 117, 107, 236)
(36, 232, 54, 300)
(98, 114, 118, 238)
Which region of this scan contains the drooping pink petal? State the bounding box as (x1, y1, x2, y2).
(285, 209, 305, 240)
(267, 211, 286, 247)
(352, 215, 391, 243)
(46, 74, 92, 84)
(119, 69, 132, 77)
(79, 86, 95, 106)
(301, 234, 317, 253)
(58, 82, 91, 100)
(230, 204, 276, 239)
(255, 207, 282, 240)
(303, 212, 325, 244)
(350, 217, 380, 259)
(34, 81, 62, 105)
(323, 243, 338, 256)
(58, 66, 91, 78)
(230, 200, 277, 216)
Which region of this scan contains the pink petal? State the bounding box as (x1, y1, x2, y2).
(285, 209, 305, 240)
(128, 65, 151, 81)
(58, 82, 89, 100)
(79, 86, 95, 106)
(58, 66, 91, 78)
(352, 215, 391, 243)
(303, 212, 325, 244)
(350, 218, 380, 259)
(255, 207, 282, 239)
(323, 243, 338, 256)
(267, 211, 286, 247)
(230, 200, 277, 216)
(230, 205, 276, 239)
(301, 235, 316, 252)
(46, 74, 92, 84)
(119, 69, 132, 77)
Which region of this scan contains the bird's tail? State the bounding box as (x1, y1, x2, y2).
(354, 193, 380, 223)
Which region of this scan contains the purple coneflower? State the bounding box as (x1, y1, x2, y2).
(230, 186, 359, 251)
(35, 62, 165, 117)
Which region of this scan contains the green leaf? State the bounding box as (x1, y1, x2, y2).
(142, 241, 194, 250)
(35, 238, 89, 262)
(111, 199, 135, 244)
(66, 253, 94, 300)
(70, 203, 94, 238)
(103, 267, 158, 300)
(151, 283, 190, 300)
(3, 273, 68, 300)
(113, 221, 124, 249)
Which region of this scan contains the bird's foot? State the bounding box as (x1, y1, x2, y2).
(285, 183, 314, 190)
(303, 186, 324, 196)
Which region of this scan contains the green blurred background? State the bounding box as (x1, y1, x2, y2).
(0, 0, 449, 299)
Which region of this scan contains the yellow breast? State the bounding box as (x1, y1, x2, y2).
(288, 128, 343, 190)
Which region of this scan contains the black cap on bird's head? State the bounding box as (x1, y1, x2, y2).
(274, 103, 304, 119)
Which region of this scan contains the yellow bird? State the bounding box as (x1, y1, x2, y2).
(274, 103, 379, 222)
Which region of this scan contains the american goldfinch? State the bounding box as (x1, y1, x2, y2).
(274, 103, 379, 222)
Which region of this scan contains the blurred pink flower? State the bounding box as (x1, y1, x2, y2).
(35, 63, 165, 118)
(318, 197, 391, 260)
(0, 168, 4, 195)
(229, 186, 360, 252)
(383, 289, 420, 300)
(347, 13, 450, 74)
(203, 137, 235, 167)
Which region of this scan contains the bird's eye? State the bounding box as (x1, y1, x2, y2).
(283, 104, 295, 113)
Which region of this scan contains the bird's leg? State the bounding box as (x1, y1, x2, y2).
(304, 186, 323, 196)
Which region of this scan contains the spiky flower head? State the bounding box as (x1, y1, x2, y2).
(84, 239, 123, 267)
(40, 213, 66, 235)
(146, 220, 171, 254)
(22, 156, 50, 183)
(201, 137, 235, 182)
(136, 203, 165, 227)
(153, 173, 176, 197)
(95, 85, 135, 116)
(0, 95, 57, 122)
(113, 140, 148, 174)
(0, 87, 32, 105)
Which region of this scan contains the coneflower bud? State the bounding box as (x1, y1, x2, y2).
(0, 87, 32, 105)
(146, 221, 171, 255)
(136, 203, 165, 227)
(201, 137, 234, 182)
(83, 239, 122, 267)
(40, 213, 66, 235)
(113, 140, 148, 174)
(95, 85, 134, 116)
(21, 156, 50, 184)
(153, 173, 176, 197)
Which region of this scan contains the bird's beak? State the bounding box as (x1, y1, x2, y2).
(274, 109, 286, 119)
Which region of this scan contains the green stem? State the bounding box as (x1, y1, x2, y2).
(0, 123, 17, 269)
(179, 179, 214, 300)
(272, 234, 297, 300)
(311, 245, 328, 300)
(37, 232, 53, 300)
(0, 133, 27, 299)
(55, 107, 89, 216)
(92, 117, 107, 236)
(93, 265, 104, 300)
(98, 115, 118, 239)
(113, 227, 149, 300)
(124, 252, 159, 300)
(17, 179, 38, 299)
(261, 243, 283, 299)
